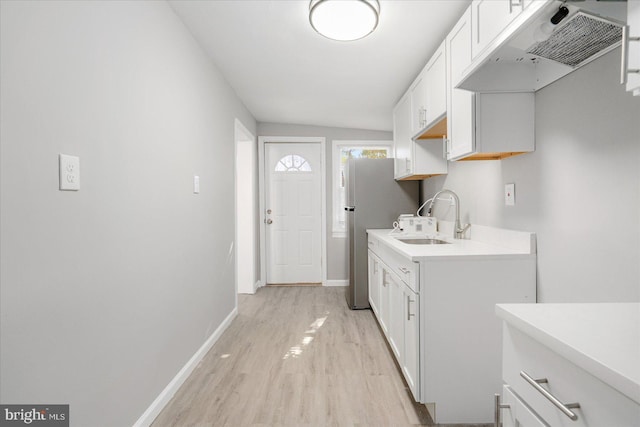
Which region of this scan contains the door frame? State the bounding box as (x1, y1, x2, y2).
(258, 136, 327, 287)
(235, 118, 258, 295)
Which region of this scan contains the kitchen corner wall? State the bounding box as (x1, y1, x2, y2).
(422, 50, 640, 303)
(256, 123, 393, 281)
(0, 2, 255, 426)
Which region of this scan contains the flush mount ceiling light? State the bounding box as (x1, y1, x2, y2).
(309, 0, 380, 42)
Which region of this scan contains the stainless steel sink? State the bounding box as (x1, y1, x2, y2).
(397, 238, 450, 245)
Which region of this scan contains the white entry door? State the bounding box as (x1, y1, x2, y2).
(265, 142, 322, 284)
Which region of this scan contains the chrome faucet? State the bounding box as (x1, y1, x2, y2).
(427, 189, 469, 239)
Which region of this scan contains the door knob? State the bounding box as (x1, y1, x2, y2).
(266, 219, 273, 224)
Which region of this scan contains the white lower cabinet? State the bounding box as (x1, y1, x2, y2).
(367, 232, 536, 424)
(498, 324, 640, 427)
(501, 385, 548, 427)
(387, 269, 405, 361)
(402, 283, 419, 396)
(378, 264, 390, 335)
(368, 247, 421, 401)
(367, 252, 381, 316)
(386, 266, 420, 400)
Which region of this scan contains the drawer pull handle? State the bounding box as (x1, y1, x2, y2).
(398, 267, 410, 275)
(407, 295, 415, 320)
(494, 394, 510, 427)
(520, 371, 580, 421)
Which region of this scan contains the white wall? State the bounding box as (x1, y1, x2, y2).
(0, 2, 256, 426)
(256, 123, 393, 281)
(422, 50, 640, 303)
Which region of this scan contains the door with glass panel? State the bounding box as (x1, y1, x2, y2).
(265, 143, 322, 284)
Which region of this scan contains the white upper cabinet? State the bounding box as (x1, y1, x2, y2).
(448, 7, 473, 88)
(394, 87, 447, 180)
(410, 72, 428, 136)
(446, 6, 535, 161)
(471, 0, 523, 59)
(393, 93, 412, 179)
(411, 41, 447, 138)
(625, 0, 640, 95)
(392, 37, 449, 180)
(459, 0, 627, 92)
(424, 41, 447, 127)
(446, 7, 474, 160)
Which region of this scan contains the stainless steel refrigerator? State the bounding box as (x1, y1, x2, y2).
(345, 158, 418, 309)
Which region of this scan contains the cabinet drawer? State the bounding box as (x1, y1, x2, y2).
(374, 240, 418, 293)
(503, 325, 640, 426)
(501, 385, 547, 427)
(367, 234, 379, 254)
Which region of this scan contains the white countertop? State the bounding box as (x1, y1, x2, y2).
(367, 226, 536, 262)
(496, 303, 640, 405)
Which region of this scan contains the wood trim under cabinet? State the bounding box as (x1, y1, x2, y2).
(397, 173, 445, 181)
(458, 151, 528, 161)
(415, 117, 447, 140)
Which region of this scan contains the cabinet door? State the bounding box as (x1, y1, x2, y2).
(627, 0, 640, 94)
(379, 269, 390, 334)
(402, 284, 420, 401)
(410, 72, 428, 135)
(448, 89, 475, 160)
(447, 7, 472, 88)
(425, 42, 447, 125)
(368, 252, 380, 316)
(387, 270, 404, 361)
(393, 94, 412, 179)
(446, 7, 475, 160)
(471, 0, 522, 59)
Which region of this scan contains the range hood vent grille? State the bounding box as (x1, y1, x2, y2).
(526, 11, 622, 68)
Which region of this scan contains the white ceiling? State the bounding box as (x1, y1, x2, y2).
(168, 0, 471, 132)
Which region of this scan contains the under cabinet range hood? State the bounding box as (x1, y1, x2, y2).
(458, 0, 627, 93)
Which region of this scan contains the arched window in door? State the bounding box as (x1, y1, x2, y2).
(274, 154, 312, 172)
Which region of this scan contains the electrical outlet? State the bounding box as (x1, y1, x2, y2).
(59, 154, 80, 191)
(505, 183, 515, 206)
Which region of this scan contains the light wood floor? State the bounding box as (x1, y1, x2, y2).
(152, 286, 489, 427)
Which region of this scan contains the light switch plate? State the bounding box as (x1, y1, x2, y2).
(59, 154, 80, 191)
(505, 183, 515, 206)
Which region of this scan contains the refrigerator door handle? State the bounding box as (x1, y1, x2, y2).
(344, 206, 355, 212)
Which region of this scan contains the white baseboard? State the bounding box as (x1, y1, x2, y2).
(253, 279, 262, 292)
(133, 307, 238, 427)
(324, 279, 348, 287)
